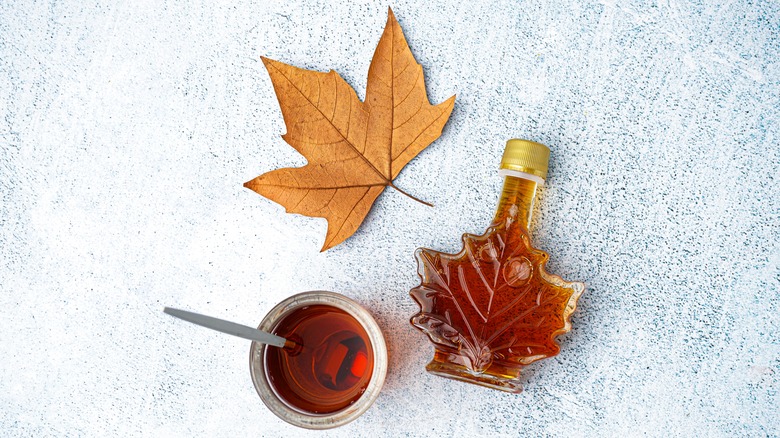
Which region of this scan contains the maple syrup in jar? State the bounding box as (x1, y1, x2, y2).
(265, 305, 372, 413)
(250, 292, 387, 429)
(410, 139, 584, 393)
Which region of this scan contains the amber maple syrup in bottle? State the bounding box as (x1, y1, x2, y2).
(410, 139, 584, 393)
(264, 305, 374, 414)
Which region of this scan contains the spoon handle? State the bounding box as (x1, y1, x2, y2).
(164, 307, 289, 349)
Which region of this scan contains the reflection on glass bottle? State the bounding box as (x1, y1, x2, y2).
(410, 139, 584, 393)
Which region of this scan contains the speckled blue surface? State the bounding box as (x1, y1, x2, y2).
(1, 1, 778, 436)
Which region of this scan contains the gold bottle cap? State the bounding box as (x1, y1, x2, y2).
(499, 139, 550, 180)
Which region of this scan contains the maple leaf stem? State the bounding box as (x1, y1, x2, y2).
(388, 183, 434, 207)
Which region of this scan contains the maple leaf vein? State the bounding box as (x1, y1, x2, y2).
(265, 61, 389, 184)
(327, 187, 372, 246)
(393, 103, 453, 161)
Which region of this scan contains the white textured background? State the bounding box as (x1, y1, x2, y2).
(1, 0, 779, 436)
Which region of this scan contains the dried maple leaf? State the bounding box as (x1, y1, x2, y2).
(245, 8, 455, 251)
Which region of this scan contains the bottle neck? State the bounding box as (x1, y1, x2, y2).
(492, 172, 541, 231)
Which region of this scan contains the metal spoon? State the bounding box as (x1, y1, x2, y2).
(163, 307, 299, 351)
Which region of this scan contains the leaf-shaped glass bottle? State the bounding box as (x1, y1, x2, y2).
(410, 139, 584, 393)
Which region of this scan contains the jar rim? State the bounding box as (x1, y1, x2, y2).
(249, 291, 388, 430)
